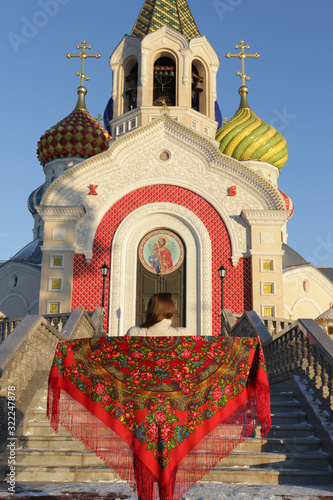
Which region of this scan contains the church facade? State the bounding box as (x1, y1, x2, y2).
(0, 0, 332, 332)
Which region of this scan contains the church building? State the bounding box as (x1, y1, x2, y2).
(0, 0, 332, 334)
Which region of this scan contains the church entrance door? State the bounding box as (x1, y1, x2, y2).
(136, 230, 186, 327)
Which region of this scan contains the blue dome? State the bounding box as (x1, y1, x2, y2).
(28, 184, 45, 215)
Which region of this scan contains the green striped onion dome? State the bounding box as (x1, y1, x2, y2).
(216, 107, 288, 169)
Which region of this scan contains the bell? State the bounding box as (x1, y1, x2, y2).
(155, 95, 169, 106)
(194, 81, 204, 93)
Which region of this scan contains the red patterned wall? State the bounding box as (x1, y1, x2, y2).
(72, 185, 252, 334)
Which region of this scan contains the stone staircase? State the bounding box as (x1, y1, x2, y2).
(8, 380, 333, 485)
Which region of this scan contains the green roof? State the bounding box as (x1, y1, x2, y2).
(131, 0, 200, 40)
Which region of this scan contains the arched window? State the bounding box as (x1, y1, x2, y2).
(153, 57, 176, 106)
(124, 62, 138, 113)
(192, 63, 204, 113)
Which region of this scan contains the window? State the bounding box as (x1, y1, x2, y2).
(192, 63, 204, 112)
(261, 259, 274, 272)
(48, 278, 63, 291)
(48, 302, 61, 314)
(261, 282, 275, 295)
(124, 62, 138, 113)
(262, 306, 275, 317)
(50, 255, 64, 268)
(129, 118, 137, 130)
(153, 56, 176, 106)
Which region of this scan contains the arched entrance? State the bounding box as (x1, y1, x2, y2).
(136, 229, 186, 326)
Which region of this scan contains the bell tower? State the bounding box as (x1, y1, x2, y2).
(107, 0, 220, 141)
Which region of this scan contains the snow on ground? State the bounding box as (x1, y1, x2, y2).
(0, 481, 333, 499)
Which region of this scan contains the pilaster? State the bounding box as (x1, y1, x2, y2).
(242, 209, 291, 319)
(36, 206, 85, 315)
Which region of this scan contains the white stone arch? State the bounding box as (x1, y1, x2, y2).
(108, 203, 212, 337)
(291, 297, 322, 318)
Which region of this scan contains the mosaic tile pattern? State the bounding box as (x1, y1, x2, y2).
(131, 0, 200, 41)
(72, 185, 252, 334)
(37, 109, 111, 166)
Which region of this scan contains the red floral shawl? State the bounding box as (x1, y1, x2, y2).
(47, 336, 271, 499)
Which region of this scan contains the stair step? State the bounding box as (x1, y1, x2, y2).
(269, 391, 296, 402)
(263, 423, 314, 439)
(25, 421, 71, 436)
(20, 435, 322, 454)
(15, 447, 330, 470)
(203, 467, 333, 486)
(270, 401, 301, 413)
(270, 412, 307, 425)
(11, 465, 333, 486)
(219, 451, 330, 469)
(15, 449, 107, 467)
(11, 465, 118, 483)
(238, 436, 321, 453)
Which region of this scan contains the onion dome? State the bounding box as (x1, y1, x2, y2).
(28, 184, 45, 215)
(37, 86, 111, 167)
(279, 189, 294, 219)
(216, 86, 288, 170)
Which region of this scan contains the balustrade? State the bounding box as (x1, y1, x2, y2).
(0, 317, 22, 342)
(264, 320, 333, 422)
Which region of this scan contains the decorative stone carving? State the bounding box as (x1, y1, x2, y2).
(41, 115, 285, 262)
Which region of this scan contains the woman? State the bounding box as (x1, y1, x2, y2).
(126, 293, 182, 499)
(126, 292, 183, 337)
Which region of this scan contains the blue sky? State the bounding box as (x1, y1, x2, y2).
(1, 0, 332, 268)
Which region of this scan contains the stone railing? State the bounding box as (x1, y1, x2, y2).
(60, 308, 105, 340)
(43, 312, 71, 332)
(0, 307, 105, 447)
(232, 312, 292, 336)
(263, 319, 333, 420)
(0, 317, 23, 343)
(0, 308, 105, 345)
(221, 309, 271, 344)
(261, 316, 293, 335)
(0, 316, 65, 405)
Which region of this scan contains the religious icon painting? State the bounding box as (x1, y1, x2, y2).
(139, 230, 184, 275)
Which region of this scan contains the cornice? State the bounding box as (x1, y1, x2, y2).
(37, 206, 85, 223)
(249, 250, 285, 257)
(41, 246, 75, 252)
(241, 209, 291, 227)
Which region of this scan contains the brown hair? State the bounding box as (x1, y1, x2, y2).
(140, 293, 175, 328)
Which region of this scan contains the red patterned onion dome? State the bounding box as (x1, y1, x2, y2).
(279, 189, 294, 219)
(37, 108, 111, 167)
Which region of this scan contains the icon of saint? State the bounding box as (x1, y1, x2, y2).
(148, 236, 173, 273)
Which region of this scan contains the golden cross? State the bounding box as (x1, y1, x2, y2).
(226, 40, 260, 86)
(95, 113, 103, 124)
(223, 117, 228, 125)
(66, 40, 101, 87)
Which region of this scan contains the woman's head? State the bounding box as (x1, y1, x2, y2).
(141, 292, 175, 328)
